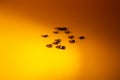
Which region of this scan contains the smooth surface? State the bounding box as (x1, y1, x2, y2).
(0, 0, 120, 80)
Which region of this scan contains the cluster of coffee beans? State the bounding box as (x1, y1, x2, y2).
(41, 27, 85, 50)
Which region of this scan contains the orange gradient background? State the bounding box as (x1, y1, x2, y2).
(0, 0, 120, 80)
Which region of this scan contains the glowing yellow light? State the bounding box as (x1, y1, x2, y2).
(0, 11, 82, 80)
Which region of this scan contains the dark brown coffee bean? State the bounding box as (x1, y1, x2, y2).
(79, 36, 85, 40)
(46, 44, 52, 48)
(69, 40, 75, 43)
(65, 31, 71, 34)
(41, 35, 49, 38)
(68, 35, 74, 39)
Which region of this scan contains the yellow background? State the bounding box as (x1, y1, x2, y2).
(0, 0, 119, 80)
